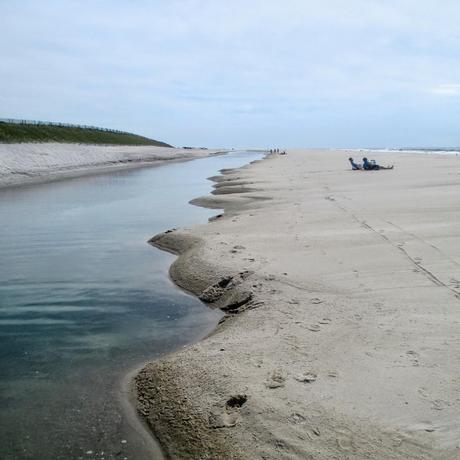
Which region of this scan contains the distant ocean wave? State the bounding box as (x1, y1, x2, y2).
(341, 148, 460, 156)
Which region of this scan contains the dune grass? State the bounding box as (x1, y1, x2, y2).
(0, 122, 172, 147)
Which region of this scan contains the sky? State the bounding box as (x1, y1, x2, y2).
(1, 0, 460, 148)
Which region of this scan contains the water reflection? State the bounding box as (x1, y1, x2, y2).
(0, 151, 261, 460)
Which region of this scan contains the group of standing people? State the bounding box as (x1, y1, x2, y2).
(270, 148, 286, 155)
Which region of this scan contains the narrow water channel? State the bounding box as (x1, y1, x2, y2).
(0, 151, 261, 460)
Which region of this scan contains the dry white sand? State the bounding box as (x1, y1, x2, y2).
(0, 143, 224, 188)
(136, 149, 460, 459)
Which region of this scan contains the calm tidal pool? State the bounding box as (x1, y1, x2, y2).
(0, 151, 261, 459)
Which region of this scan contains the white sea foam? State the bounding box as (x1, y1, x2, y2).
(339, 147, 460, 156)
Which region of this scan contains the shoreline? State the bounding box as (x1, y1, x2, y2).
(134, 156, 268, 459)
(119, 366, 166, 459)
(0, 142, 227, 189)
(135, 149, 460, 459)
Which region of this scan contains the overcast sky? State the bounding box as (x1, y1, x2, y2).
(2, 0, 460, 148)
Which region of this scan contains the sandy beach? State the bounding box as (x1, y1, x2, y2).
(136, 149, 460, 459)
(0, 143, 225, 188)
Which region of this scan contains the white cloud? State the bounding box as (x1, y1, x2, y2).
(430, 84, 460, 96)
(2, 0, 460, 147)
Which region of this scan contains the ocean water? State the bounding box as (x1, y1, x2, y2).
(0, 151, 262, 460)
(345, 148, 460, 156)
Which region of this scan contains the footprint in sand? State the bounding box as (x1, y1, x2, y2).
(208, 395, 248, 428)
(431, 399, 450, 411)
(294, 371, 317, 383)
(417, 387, 429, 399)
(319, 318, 331, 325)
(308, 324, 321, 332)
(406, 350, 420, 367)
(336, 427, 355, 452)
(310, 298, 324, 305)
(289, 412, 307, 424)
(266, 369, 286, 389)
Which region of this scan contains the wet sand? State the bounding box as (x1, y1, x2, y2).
(136, 149, 460, 459)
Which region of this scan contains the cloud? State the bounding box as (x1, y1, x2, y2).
(1, 0, 460, 147)
(430, 84, 460, 96)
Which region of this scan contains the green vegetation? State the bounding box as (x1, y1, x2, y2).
(0, 121, 172, 147)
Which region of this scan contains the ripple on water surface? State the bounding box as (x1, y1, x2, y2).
(0, 151, 262, 459)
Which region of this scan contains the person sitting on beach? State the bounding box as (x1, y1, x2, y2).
(362, 157, 394, 170)
(348, 157, 361, 170)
